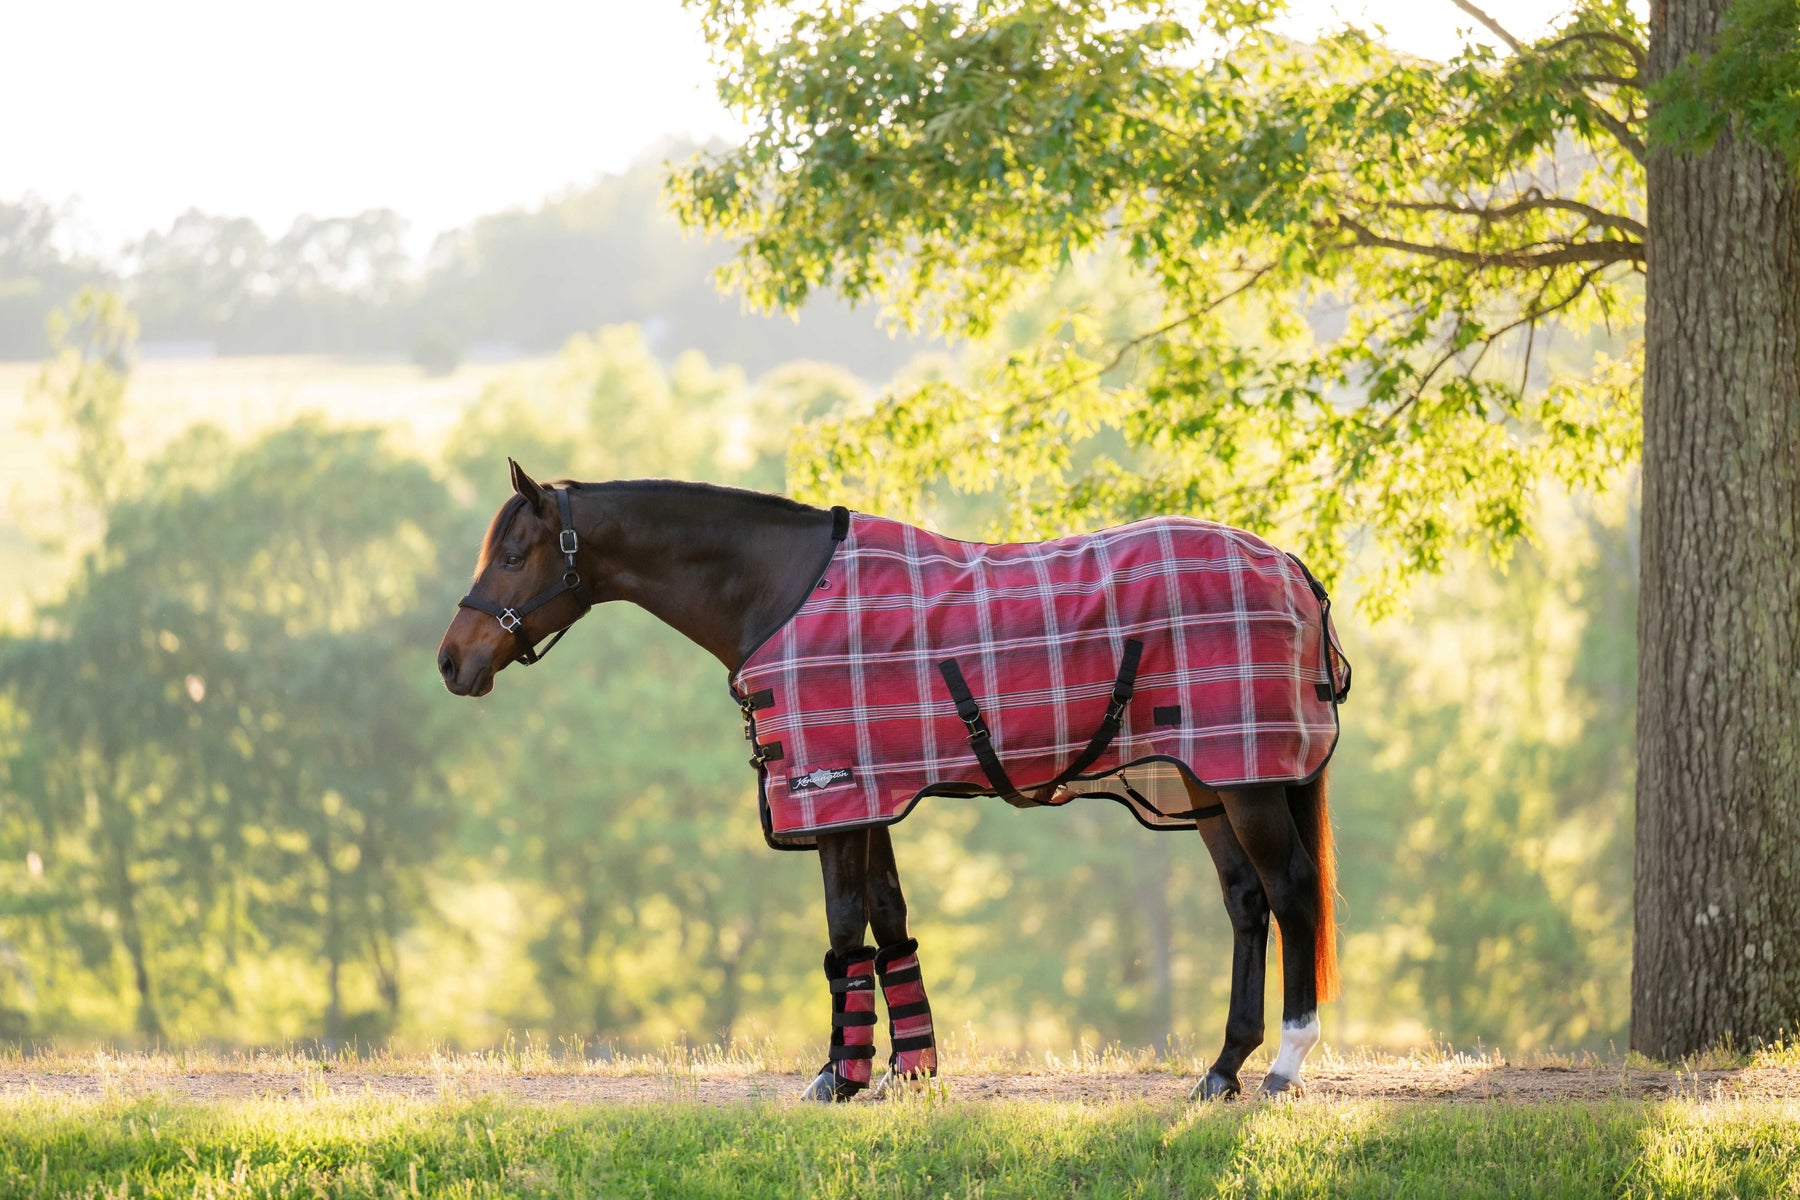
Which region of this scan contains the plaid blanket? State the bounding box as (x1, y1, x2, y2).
(732, 512, 1349, 849)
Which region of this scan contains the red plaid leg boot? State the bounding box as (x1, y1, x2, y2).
(800, 946, 878, 1102)
(872, 937, 938, 1095)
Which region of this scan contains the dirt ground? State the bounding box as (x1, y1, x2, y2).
(4, 1058, 1796, 1107)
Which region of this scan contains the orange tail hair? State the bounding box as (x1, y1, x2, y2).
(1289, 769, 1339, 1003)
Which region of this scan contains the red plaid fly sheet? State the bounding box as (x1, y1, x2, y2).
(732, 513, 1350, 849)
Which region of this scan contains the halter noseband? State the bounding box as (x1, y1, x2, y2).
(457, 486, 590, 666)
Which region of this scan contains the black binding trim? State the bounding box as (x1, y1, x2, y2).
(760, 746, 1331, 850)
(730, 506, 851, 837)
(1287, 552, 1351, 703)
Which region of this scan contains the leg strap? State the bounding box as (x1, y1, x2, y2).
(822, 947, 878, 1087)
(875, 937, 938, 1078)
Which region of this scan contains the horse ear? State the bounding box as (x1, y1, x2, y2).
(508, 458, 552, 515)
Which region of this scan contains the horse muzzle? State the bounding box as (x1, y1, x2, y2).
(437, 645, 497, 697)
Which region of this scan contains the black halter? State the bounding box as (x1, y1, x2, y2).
(457, 486, 590, 666)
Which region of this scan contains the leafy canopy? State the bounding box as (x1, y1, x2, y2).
(676, 0, 1650, 607)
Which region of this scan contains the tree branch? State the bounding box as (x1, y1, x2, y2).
(1579, 99, 1648, 164)
(1450, 6, 1648, 163)
(1364, 257, 1613, 441)
(1570, 72, 1642, 90)
(1367, 190, 1647, 240)
(1332, 215, 1645, 268)
(1448, 0, 1523, 52)
(1022, 262, 1278, 408)
(1541, 30, 1650, 78)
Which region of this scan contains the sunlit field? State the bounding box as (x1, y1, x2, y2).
(2, 1044, 1797, 1199)
(0, 355, 545, 614)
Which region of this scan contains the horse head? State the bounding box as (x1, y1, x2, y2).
(437, 459, 592, 696)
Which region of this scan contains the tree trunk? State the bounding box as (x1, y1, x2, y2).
(1634, 0, 1800, 1058)
(96, 783, 162, 1042)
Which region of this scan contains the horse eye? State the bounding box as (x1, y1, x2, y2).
(504, 553, 523, 568)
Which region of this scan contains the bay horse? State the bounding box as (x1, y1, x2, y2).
(437, 462, 1343, 1101)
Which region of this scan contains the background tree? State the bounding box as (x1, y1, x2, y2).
(0, 196, 106, 359)
(676, 0, 1799, 1055)
(2, 296, 462, 1042)
(2, 157, 928, 375)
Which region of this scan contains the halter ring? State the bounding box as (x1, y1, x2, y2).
(499, 609, 522, 631)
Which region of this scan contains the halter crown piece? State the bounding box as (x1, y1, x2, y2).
(457, 486, 590, 666)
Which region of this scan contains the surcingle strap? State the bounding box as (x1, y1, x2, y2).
(938, 638, 1144, 808)
(875, 938, 938, 1079)
(822, 946, 878, 1093)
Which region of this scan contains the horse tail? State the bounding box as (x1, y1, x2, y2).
(1288, 768, 1339, 1003)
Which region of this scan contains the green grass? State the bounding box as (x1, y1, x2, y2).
(1, 1092, 1796, 1199)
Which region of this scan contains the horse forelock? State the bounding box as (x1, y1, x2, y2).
(473, 494, 531, 580)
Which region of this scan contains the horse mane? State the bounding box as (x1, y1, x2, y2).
(574, 478, 821, 517)
(475, 479, 821, 578)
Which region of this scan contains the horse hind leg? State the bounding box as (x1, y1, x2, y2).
(802, 828, 878, 1102)
(1214, 779, 1333, 1097)
(1190, 802, 1271, 1101)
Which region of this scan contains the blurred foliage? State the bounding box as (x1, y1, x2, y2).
(676, 0, 1651, 611)
(0, 156, 922, 378)
(0, 291, 1638, 1054)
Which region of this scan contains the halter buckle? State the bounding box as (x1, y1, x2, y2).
(559, 529, 579, 555)
(498, 609, 522, 632)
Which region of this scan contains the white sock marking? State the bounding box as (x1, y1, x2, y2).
(1269, 1012, 1319, 1081)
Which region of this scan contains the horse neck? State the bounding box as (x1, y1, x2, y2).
(577, 483, 836, 673)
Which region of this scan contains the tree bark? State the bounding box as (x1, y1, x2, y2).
(1634, 0, 1800, 1058)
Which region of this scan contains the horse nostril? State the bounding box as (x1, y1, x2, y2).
(438, 649, 456, 681)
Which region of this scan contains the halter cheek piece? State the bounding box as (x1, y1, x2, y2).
(457, 486, 591, 666)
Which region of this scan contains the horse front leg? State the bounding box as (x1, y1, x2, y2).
(1191, 801, 1271, 1100)
(1215, 784, 1323, 1097)
(864, 824, 939, 1095)
(802, 828, 878, 1102)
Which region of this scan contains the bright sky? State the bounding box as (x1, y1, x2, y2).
(2, 0, 1577, 257)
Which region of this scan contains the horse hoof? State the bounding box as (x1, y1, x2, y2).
(799, 1068, 865, 1103)
(1258, 1072, 1302, 1098)
(799, 1069, 840, 1102)
(1190, 1070, 1241, 1101)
